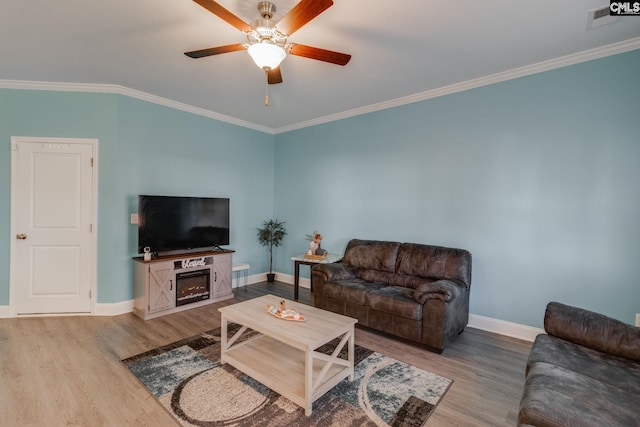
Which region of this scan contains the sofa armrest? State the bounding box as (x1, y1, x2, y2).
(544, 301, 640, 361)
(413, 279, 465, 304)
(312, 263, 357, 309)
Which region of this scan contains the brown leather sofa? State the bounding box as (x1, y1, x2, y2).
(312, 239, 472, 353)
(518, 302, 640, 426)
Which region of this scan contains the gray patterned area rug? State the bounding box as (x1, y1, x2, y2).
(122, 325, 452, 427)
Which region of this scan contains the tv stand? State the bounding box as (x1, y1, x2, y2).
(132, 250, 234, 320)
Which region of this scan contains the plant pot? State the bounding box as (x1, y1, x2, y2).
(267, 273, 275, 283)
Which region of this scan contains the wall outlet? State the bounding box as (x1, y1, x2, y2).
(131, 213, 138, 225)
(636, 313, 640, 327)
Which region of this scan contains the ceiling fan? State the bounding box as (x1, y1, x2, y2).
(185, 0, 352, 87)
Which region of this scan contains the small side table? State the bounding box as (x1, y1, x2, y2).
(232, 263, 250, 290)
(291, 254, 343, 300)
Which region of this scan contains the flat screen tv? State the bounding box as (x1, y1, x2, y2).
(138, 195, 230, 254)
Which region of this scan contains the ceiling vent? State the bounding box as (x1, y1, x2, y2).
(587, 5, 621, 29)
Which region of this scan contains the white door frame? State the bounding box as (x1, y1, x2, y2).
(9, 136, 99, 317)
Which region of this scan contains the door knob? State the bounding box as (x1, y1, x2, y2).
(16, 233, 27, 240)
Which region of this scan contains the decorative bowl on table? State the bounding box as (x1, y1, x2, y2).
(303, 253, 328, 260)
(265, 304, 306, 321)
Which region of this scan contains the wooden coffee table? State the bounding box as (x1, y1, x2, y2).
(218, 295, 357, 416)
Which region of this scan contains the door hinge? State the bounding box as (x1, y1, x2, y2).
(89, 290, 92, 299)
(90, 224, 93, 233)
(90, 157, 94, 167)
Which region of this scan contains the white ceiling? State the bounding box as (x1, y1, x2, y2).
(1, 0, 639, 132)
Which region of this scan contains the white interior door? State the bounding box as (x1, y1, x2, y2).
(11, 137, 96, 315)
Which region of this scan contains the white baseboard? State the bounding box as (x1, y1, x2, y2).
(468, 313, 543, 342)
(94, 299, 135, 316)
(0, 303, 135, 318)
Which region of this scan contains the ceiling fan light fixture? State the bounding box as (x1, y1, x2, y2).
(247, 42, 286, 70)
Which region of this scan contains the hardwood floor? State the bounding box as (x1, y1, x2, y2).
(0, 282, 532, 426)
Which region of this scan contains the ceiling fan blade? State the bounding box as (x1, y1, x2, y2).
(184, 43, 247, 59)
(288, 44, 351, 65)
(192, 0, 252, 33)
(267, 67, 283, 84)
(276, 0, 334, 36)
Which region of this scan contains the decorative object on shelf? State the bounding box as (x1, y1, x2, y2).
(257, 219, 287, 282)
(143, 246, 152, 262)
(265, 303, 306, 321)
(305, 231, 327, 258)
(304, 230, 318, 243)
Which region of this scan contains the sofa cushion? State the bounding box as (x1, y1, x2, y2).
(519, 362, 640, 427)
(324, 279, 387, 305)
(365, 286, 422, 320)
(396, 243, 472, 288)
(527, 334, 640, 395)
(343, 239, 400, 273)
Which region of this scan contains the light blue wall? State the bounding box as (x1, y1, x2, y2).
(2, 50, 638, 328)
(0, 90, 274, 305)
(273, 49, 640, 328)
(0, 90, 119, 304)
(105, 96, 275, 303)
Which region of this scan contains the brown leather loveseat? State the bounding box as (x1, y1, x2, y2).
(312, 239, 472, 353)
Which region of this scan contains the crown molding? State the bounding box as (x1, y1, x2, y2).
(274, 37, 640, 134)
(118, 86, 275, 134)
(1, 37, 638, 135)
(0, 80, 275, 135)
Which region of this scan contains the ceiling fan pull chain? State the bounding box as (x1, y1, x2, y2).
(264, 69, 269, 107)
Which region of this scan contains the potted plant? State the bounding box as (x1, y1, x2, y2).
(257, 219, 287, 282)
